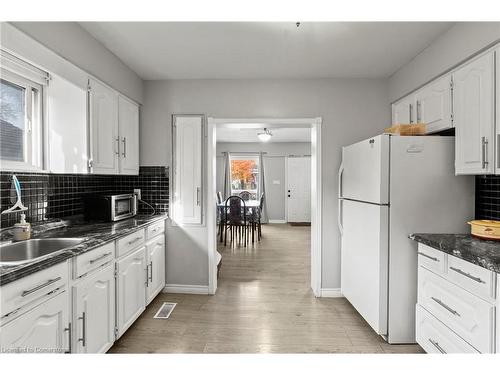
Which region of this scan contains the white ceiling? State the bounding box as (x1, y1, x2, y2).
(79, 22, 453, 80)
(217, 127, 311, 143)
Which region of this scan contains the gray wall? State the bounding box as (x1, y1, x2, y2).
(10, 22, 144, 103)
(216, 142, 311, 222)
(141, 78, 390, 289)
(389, 22, 500, 102)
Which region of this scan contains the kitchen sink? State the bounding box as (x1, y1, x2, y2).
(0, 238, 85, 265)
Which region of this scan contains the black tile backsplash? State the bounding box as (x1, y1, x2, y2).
(0, 166, 169, 228)
(475, 175, 500, 221)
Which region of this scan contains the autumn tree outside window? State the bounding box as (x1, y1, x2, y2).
(230, 154, 260, 200)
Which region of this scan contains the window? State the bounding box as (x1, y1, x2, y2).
(230, 154, 260, 199)
(0, 69, 44, 170)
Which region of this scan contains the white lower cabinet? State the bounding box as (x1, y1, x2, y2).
(416, 305, 478, 353)
(73, 263, 115, 353)
(146, 235, 166, 304)
(0, 291, 70, 353)
(116, 246, 147, 338)
(416, 243, 497, 353)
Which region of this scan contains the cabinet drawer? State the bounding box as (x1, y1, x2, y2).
(417, 244, 445, 274)
(116, 229, 145, 258)
(74, 242, 115, 279)
(1, 262, 68, 319)
(146, 220, 165, 239)
(418, 266, 494, 353)
(447, 255, 496, 300)
(416, 304, 479, 353)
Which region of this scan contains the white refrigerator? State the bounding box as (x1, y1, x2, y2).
(338, 134, 474, 344)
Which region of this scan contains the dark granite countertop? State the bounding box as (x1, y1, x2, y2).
(410, 233, 500, 273)
(0, 214, 168, 286)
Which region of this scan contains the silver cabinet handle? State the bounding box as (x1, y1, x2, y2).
(428, 338, 446, 354)
(482, 137, 489, 169)
(122, 137, 126, 157)
(145, 265, 149, 286)
(78, 312, 86, 347)
(115, 137, 120, 156)
(449, 266, 485, 284)
(416, 100, 421, 123)
(196, 187, 201, 206)
(22, 277, 61, 297)
(409, 103, 413, 124)
(89, 252, 112, 264)
(431, 296, 460, 317)
(65, 322, 72, 354)
(149, 261, 153, 282)
(128, 236, 142, 245)
(417, 252, 439, 262)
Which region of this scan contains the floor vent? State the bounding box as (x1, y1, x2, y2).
(153, 302, 177, 319)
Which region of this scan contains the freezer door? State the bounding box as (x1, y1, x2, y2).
(340, 199, 389, 335)
(339, 135, 389, 204)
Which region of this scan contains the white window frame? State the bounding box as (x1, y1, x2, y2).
(229, 153, 260, 199)
(0, 69, 45, 171)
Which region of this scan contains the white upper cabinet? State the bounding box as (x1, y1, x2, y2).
(88, 78, 120, 174)
(392, 96, 414, 125)
(414, 74, 453, 134)
(496, 47, 500, 175)
(173, 115, 203, 225)
(48, 74, 88, 174)
(118, 96, 140, 175)
(454, 51, 495, 175)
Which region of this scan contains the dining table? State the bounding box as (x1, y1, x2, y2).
(217, 199, 261, 243)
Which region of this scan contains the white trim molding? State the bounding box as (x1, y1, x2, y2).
(268, 219, 287, 224)
(207, 117, 323, 298)
(163, 284, 209, 295)
(320, 288, 343, 298)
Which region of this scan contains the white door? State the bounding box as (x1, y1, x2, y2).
(116, 247, 146, 338)
(340, 199, 389, 335)
(392, 96, 414, 125)
(118, 96, 139, 175)
(340, 135, 389, 204)
(287, 156, 311, 223)
(414, 74, 453, 133)
(0, 291, 70, 353)
(496, 48, 500, 174)
(73, 263, 115, 353)
(88, 78, 119, 174)
(48, 74, 88, 174)
(146, 235, 166, 304)
(173, 115, 203, 224)
(454, 51, 495, 175)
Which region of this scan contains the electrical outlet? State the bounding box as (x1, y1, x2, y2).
(134, 189, 141, 200)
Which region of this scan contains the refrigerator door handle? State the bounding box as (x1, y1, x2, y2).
(338, 163, 344, 198)
(338, 199, 344, 235)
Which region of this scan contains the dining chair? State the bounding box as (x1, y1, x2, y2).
(216, 191, 223, 204)
(239, 191, 251, 201)
(224, 196, 248, 247)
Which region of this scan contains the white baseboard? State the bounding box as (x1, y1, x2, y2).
(268, 219, 286, 224)
(163, 284, 209, 295)
(319, 288, 343, 298)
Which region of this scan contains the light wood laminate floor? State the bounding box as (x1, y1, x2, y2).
(109, 224, 423, 353)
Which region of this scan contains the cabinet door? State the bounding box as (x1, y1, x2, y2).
(414, 74, 453, 133)
(496, 48, 500, 175)
(73, 263, 115, 353)
(0, 291, 70, 353)
(173, 115, 203, 224)
(392, 96, 414, 125)
(454, 51, 495, 175)
(48, 74, 88, 173)
(116, 247, 146, 338)
(88, 78, 119, 174)
(146, 235, 166, 304)
(118, 96, 139, 175)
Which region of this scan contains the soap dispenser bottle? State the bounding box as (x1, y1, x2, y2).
(13, 214, 31, 241)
